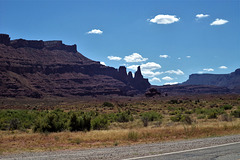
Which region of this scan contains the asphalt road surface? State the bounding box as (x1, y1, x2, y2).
(125, 142, 240, 160)
(1, 134, 240, 160)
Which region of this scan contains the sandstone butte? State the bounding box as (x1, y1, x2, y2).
(0, 34, 150, 98)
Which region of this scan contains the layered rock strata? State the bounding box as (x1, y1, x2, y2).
(0, 34, 150, 98)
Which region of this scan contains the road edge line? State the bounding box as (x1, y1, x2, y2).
(123, 141, 240, 160)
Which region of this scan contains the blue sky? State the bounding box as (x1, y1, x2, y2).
(1, 0, 239, 85)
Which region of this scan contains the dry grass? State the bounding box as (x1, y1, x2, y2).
(1, 119, 240, 155)
(1, 94, 240, 155)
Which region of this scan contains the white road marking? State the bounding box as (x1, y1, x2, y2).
(123, 141, 240, 160)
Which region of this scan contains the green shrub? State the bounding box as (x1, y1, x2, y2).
(168, 100, 179, 104)
(197, 115, 206, 119)
(102, 102, 114, 108)
(33, 111, 66, 132)
(116, 112, 133, 123)
(69, 113, 89, 131)
(170, 113, 182, 122)
(184, 110, 193, 114)
(171, 114, 192, 124)
(207, 112, 217, 119)
(194, 108, 225, 119)
(0, 110, 39, 130)
(91, 115, 109, 130)
(231, 110, 240, 118)
(141, 111, 163, 127)
(206, 108, 225, 119)
(141, 111, 163, 121)
(107, 111, 134, 123)
(169, 110, 181, 115)
(9, 118, 21, 130)
(220, 105, 233, 110)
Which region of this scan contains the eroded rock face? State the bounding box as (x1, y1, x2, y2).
(0, 34, 77, 53)
(10, 39, 44, 49)
(0, 34, 10, 46)
(44, 41, 77, 52)
(154, 85, 231, 95)
(0, 34, 150, 98)
(182, 69, 240, 92)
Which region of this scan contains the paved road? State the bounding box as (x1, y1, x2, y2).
(1, 134, 240, 160)
(125, 142, 240, 160)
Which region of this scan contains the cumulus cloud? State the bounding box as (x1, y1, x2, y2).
(162, 76, 173, 81)
(127, 62, 163, 77)
(142, 70, 163, 77)
(159, 55, 169, 58)
(100, 61, 106, 66)
(127, 65, 138, 71)
(210, 19, 229, 26)
(196, 14, 209, 19)
(107, 56, 122, 61)
(186, 56, 191, 58)
(87, 29, 103, 34)
(164, 82, 179, 85)
(149, 14, 180, 24)
(203, 68, 214, 72)
(127, 62, 161, 71)
(149, 77, 161, 83)
(141, 62, 162, 71)
(165, 69, 184, 75)
(124, 53, 148, 63)
(219, 66, 228, 69)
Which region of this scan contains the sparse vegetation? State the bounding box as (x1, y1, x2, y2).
(0, 94, 240, 154)
(128, 131, 138, 141)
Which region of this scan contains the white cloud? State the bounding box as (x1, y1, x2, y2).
(164, 82, 179, 85)
(178, 57, 181, 60)
(87, 29, 103, 34)
(124, 53, 148, 62)
(149, 14, 180, 24)
(127, 62, 163, 77)
(149, 77, 161, 83)
(141, 62, 162, 71)
(203, 68, 214, 72)
(100, 61, 106, 66)
(196, 14, 209, 19)
(165, 69, 184, 75)
(210, 19, 229, 26)
(162, 76, 173, 81)
(127, 62, 161, 71)
(159, 55, 169, 58)
(219, 66, 228, 69)
(127, 65, 139, 71)
(186, 56, 191, 58)
(107, 56, 122, 61)
(142, 70, 163, 77)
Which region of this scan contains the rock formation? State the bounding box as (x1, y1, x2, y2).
(0, 34, 150, 98)
(8, 38, 77, 52)
(182, 69, 240, 92)
(154, 85, 230, 95)
(0, 34, 10, 45)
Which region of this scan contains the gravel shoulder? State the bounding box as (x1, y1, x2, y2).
(1, 134, 240, 160)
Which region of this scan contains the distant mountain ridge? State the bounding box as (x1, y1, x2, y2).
(0, 34, 150, 98)
(182, 69, 240, 93)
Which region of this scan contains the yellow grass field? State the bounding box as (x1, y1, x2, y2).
(1, 119, 240, 155)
